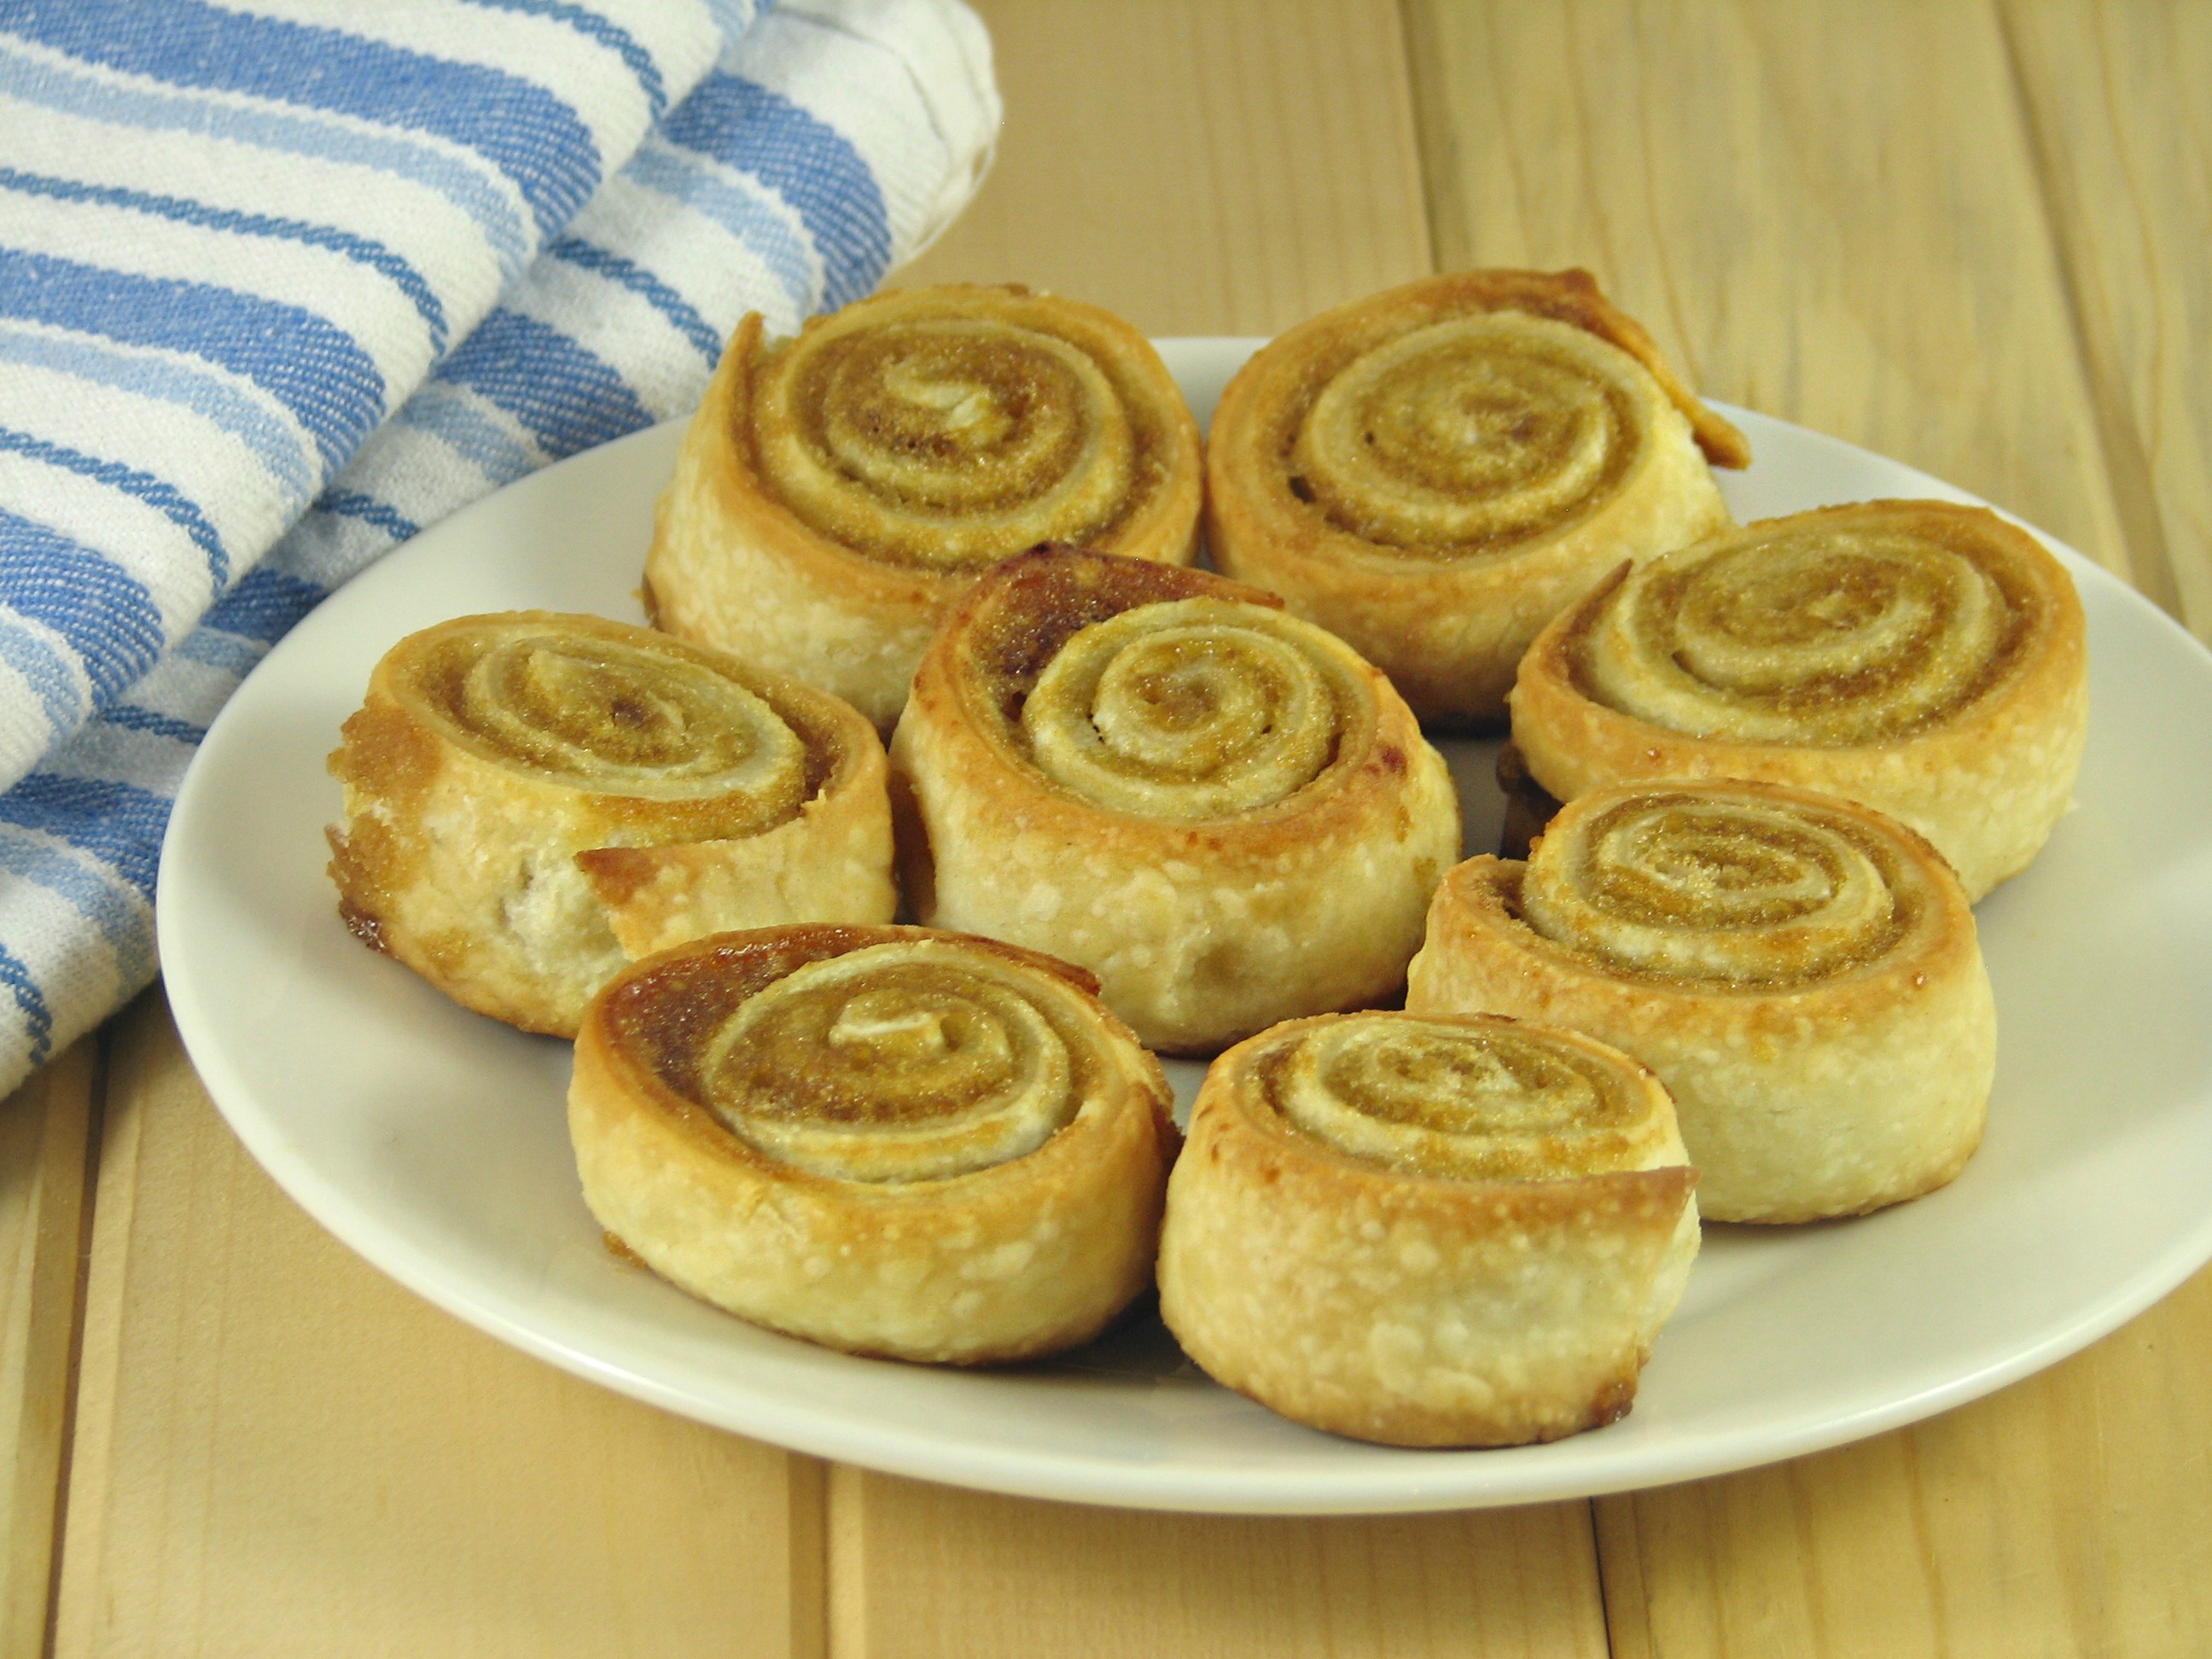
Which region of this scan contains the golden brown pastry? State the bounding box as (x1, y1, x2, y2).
(569, 924, 1177, 1364)
(1406, 780, 1996, 1223)
(1156, 1010, 1698, 1447)
(327, 612, 895, 1036)
(890, 547, 1461, 1054)
(1510, 499, 2089, 899)
(1206, 269, 1749, 725)
(645, 283, 1203, 729)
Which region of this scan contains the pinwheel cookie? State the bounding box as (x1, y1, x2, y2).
(327, 613, 895, 1036)
(1207, 268, 1748, 725)
(1408, 780, 1996, 1222)
(646, 283, 1202, 728)
(570, 924, 1177, 1364)
(890, 547, 1460, 1054)
(1158, 1010, 1698, 1447)
(1510, 499, 2089, 899)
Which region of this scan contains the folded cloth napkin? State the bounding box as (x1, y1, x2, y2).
(0, 0, 999, 1091)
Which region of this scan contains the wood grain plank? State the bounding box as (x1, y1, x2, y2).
(1401, 0, 2130, 572)
(898, 0, 1434, 335)
(51, 995, 820, 1659)
(0, 1040, 95, 1659)
(1403, 2, 2208, 1654)
(828, 1467, 1608, 1659)
(847, 3, 1609, 1654)
(1999, 0, 2212, 636)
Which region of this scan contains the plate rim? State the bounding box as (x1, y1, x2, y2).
(158, 338, 2212, 1513)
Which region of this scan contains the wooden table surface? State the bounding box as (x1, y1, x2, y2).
(3, 2, 2209, 1653)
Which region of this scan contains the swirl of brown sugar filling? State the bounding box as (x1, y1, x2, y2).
(1519, 789, 1916, 986)
(608, 934, 1097, 1185)
(1260, 1013, 1664, 1182)
(1576, 509, 2036, 745)
(1018, 597, 1357, 818)
(403, 620, 808, 819)
(1288, 311, 1646, 558)
(751, 299, 1176, 571)
(942, 551, 1379, 824)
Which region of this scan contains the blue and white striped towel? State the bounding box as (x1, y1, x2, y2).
(0, 0, 1000, 1092)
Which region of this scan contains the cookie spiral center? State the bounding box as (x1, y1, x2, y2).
(762, 317, 1136, 569)
(1274, 1016, 1639, 1180)
(441, 629, 808, 812)
(1292, 312, 1640, 555)
(1022, 599, 1340, 818)
(701, 943, 1081, 1182)
(1521, 795, 1902, 983)
(1587, 527, 2013, 743)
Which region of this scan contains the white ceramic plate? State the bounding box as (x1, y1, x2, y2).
(160, 340, 2212, 1515)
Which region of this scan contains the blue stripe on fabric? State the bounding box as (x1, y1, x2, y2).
(626, 143, 812, 311)
(436, 309, 652, 459)
(8, 0, 602, 239)
(0, 44, 528, 275)
(461, 0, 668, 118)
(0, 247, 385, 478)
(0, 937, 54, 1068)
(0, 167, 449, 353)
(0, 824, 153, 987)
(394, 384, 535, 485)
(664, 73, 890, 308)
(101, 704, 207, 746)
(317, 491, 421, 544)
(0, 773, 167, 899)
(0, 508, 164, 701)
(0, 428, 229, 592)
(0, 614, 80, 740)
(0, 323, 312, 506)
(173, 629, 262, 676)
(0, 427, 229, 588)
(548, 238, 722, 365)
(202, 567, 324, 646)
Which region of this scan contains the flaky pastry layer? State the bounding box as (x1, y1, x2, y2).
(890, 549, 1460, 1054)
(645, 285, 1202, 729)
(1406, 781, 1996, 1222)
(1157, 1010, 1698, 1447)
(569, 924, 1177, 1364)
(1206, 269, 1746, 725)
(327, 613, 894, 1036)
(1510, 499, 2089, 899)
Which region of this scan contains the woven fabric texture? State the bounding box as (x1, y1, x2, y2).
(0, 0, 999, 1088)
